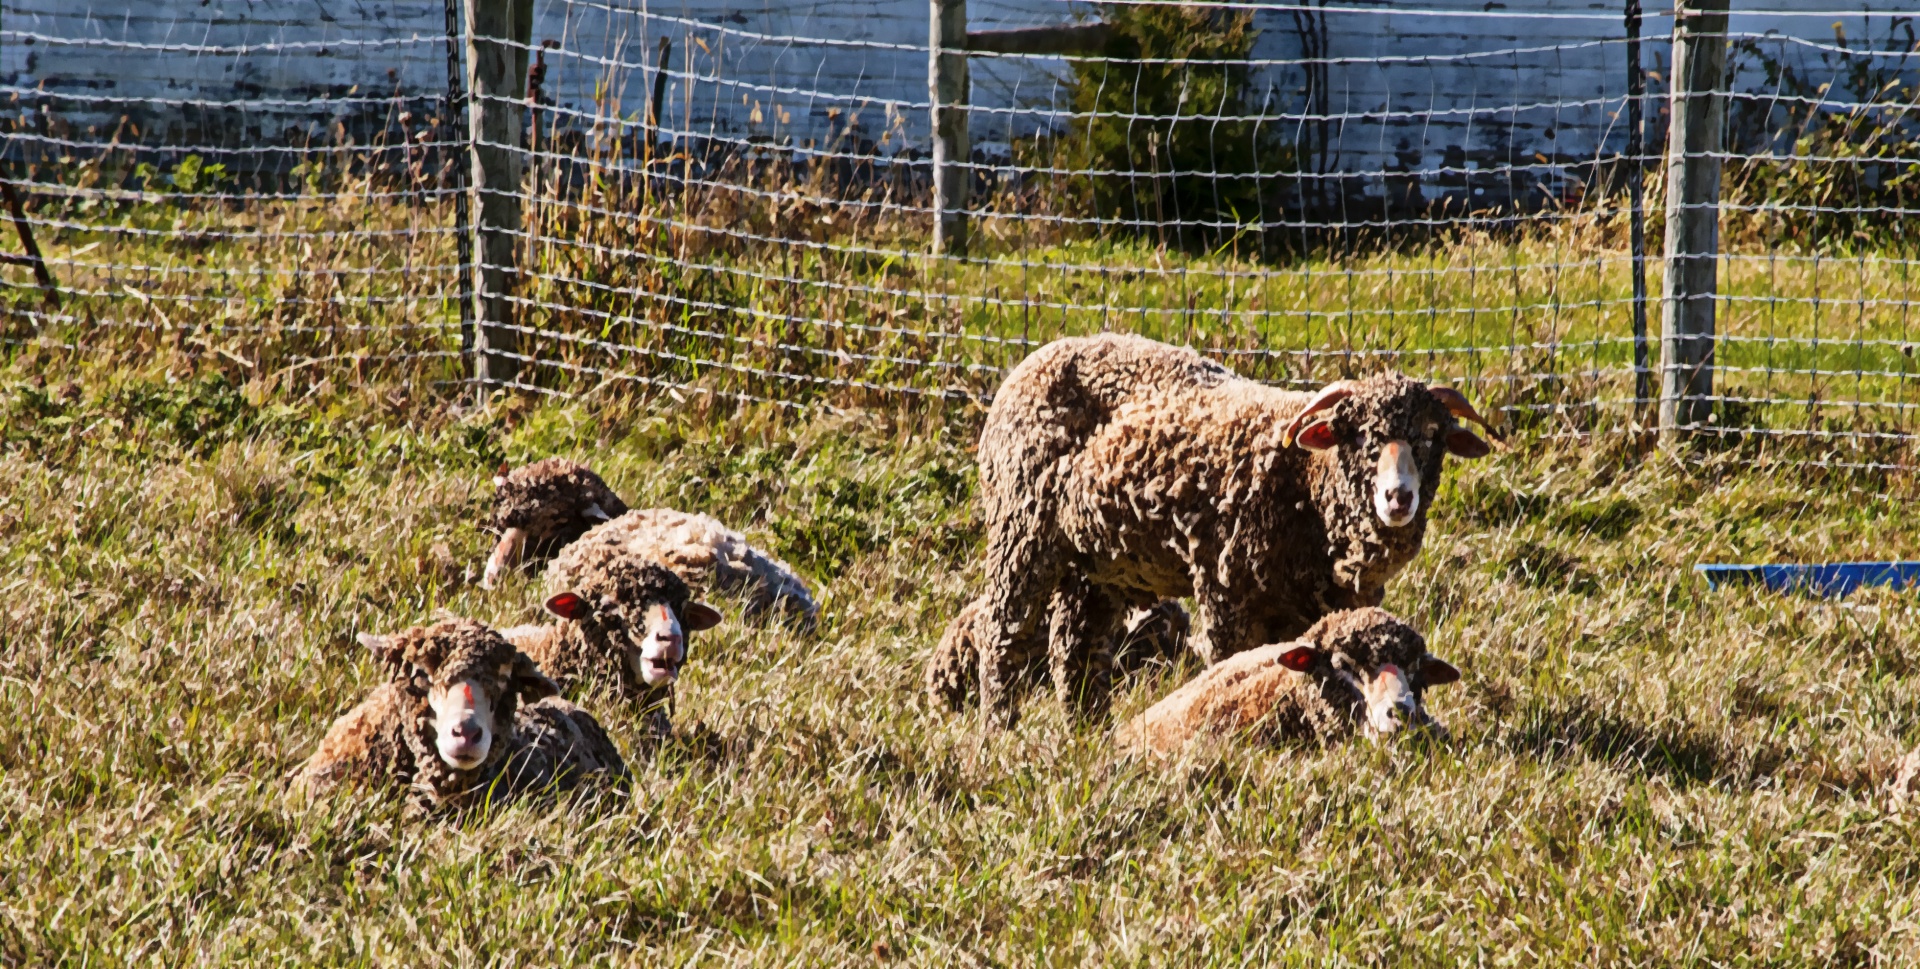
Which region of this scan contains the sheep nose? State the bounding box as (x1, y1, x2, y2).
(1383, 488, 1414, 513)
(655, 631, 684, 659)
(451, 720, 484, 742)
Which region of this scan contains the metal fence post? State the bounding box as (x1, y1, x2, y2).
(929, 0, 969, 257)
(464, 0, 534, 392)
(1660, 0, 1729, 443)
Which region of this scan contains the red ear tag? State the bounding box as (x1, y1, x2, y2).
(1277, 646, 1322, 672)
(1297, 422, 1340, 451)
(545, 591, 591, 621)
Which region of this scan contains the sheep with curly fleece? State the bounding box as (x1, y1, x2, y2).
(481, 462, 816, 629)
(1114, 608, 1459, 756)
(483, 458, 629, 589)
(294, 617, 627, 811)
(562, 508, 817, 628)
(935, 333, 1495, 727)
(499, 554, 723, 748)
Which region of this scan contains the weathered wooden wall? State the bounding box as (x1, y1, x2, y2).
(2, 0, 1904, 207)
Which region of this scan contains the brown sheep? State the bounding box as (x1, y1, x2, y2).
(936, 334, 1495, 728)
(499, 556, 723, 749)
(294, 618, 627, 811)
(1114, 608, 1459, 757)
(482, 458, 630, 589)
(481, 462, 816, 630)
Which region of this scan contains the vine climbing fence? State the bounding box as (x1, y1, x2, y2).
(5, 1, 1920, 468)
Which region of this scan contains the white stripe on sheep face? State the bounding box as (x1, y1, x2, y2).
(1282, 380, 1497, 529)
(427, 678, 496, 769)
(1277, 643, 1460, 739)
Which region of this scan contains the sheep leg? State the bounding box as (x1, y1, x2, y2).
(1047, 576, 1123, 723)
(1189, 585, 1263, 666)
(974, 527, 1064, 730)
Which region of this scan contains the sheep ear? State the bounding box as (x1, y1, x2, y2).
(511, 653, 561, 701)
(1418, 656, 1461, 687)
(1296, 421, 1340, 451)
(358, 633, 397, 661)
(1276, 645, 1322, 672)
(359, 633, 413, 676)
(545, 591, 593, 622)
(682, 601, 724, 632)
(1444, 429, 1491, 459)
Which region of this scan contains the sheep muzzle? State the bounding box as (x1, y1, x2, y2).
(1372, 440, 1421, 527)
(427, 678, 496, 769)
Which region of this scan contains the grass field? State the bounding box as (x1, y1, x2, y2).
(8, 335, 1920, 965)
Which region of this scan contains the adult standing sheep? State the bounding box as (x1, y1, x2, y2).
(934, 333, 1496, 728)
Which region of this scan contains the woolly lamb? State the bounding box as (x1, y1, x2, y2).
(938, 333, 1495, 727)
(483, 458, 629, 588)
(499, 555, 723, 746)
(294, 618, 627, 811)
(1114, 608, 1459, 757)
(482, 461, 817, 629)
(562, 508, 818, 628)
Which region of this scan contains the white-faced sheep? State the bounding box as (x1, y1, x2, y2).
(293, 617, 627, 811)
(484, 458, 630, 588)
(481, 461, 817, 630)
(936, 333, 1496, 727)
(498, 553, 723, 747)
(1114, 608, 1459, 757)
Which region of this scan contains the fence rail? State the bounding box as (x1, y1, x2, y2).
(6, 1, 1920, 467)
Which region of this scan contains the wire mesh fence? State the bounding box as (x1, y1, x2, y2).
(6, 1, 1920, 467)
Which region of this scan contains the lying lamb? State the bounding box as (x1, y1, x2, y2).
(481, 459, 817, 629)
(499, 552, 723, 747)
(935, 333, 1496, 727)
(294, 617, 628, 811)
(484, 458, 629, 588)
(1114, 608, 1459, 756)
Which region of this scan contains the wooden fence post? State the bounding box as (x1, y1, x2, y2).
(464, 0, 534, 391)
(929, 0, 969, 257)
(1659, 0, 1729, 443)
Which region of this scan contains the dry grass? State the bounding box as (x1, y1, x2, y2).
(7, 337, 1920, 964)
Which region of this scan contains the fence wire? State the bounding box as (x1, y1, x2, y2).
(6, 1, 1920, 468)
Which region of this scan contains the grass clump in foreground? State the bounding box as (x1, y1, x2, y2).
(8, 345, 1920, 965)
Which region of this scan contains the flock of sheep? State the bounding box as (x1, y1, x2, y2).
(292, 333, 1502, 812)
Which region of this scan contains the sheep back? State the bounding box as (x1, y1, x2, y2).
(550, 508, 816, 626)
(497, 697, 631, 794)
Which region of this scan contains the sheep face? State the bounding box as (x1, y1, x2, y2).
(425, 676, 496, 769)
(544, 562, 723, 691)
(1276, 608, 1460, 739)
(359, 619, 560, 772)
(1283, 375, 1497, 530)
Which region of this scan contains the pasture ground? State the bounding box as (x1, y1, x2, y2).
(6, 343, 1920, 966)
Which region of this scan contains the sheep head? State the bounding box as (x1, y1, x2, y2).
(543, 560, 723, 694)
(358, 618, 559, 773)
(1282, 373, 1497, 530)
(1273, 608, 1458, 739)
(482, 458, 626, 589)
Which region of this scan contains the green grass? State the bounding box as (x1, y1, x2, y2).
(8, 343, 1920, 965)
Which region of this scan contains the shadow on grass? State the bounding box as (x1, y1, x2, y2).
(1502, 696, 1783, 787)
